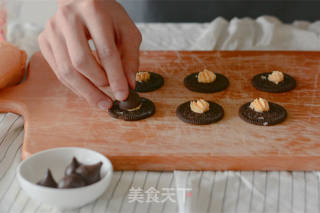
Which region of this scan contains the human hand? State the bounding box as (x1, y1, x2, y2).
(38, 0, 142, 109)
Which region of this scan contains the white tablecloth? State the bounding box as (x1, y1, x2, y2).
(1, 16, 320, 213)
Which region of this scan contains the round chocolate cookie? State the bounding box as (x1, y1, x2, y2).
(252, 72, 296, 93)
(135, 72, 164, 92)
(184, 72, 229, 93)
(176, 100, 224, 125)
(108, 98, 155, 121)
(239, 102, 287, 126)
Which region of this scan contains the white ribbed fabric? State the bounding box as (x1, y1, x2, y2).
(2, 16, 320, 213)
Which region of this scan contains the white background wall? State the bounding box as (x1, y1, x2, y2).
(14, 0, 57, 26)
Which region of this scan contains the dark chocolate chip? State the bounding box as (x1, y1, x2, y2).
(184, 72, 229, 93)
(176, 100, 224, 125)
(119, 90, 141, 111)
(58, 174, 87, 189)
(239, 102, 287, 126)
(75, 162, 102, 185)
(37, 169, 58, 188)
(135, 72, 164, 92)
(65, 157, 81, 176)
(108, 97, 155, 121)
(252, 72, 296, 93)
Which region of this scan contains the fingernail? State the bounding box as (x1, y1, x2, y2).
(98, 100, 111, 110)
(115, 91, 128, 101)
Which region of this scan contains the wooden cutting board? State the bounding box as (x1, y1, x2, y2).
(0, 51, 319, 171)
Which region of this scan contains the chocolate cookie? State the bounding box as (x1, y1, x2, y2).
(176, 100, 224, 125)
(239, 102, 287, 126)
(252, 72, 296, 93)
(135, 72, 164, 92)
(184, 72, 229, 93)
(108, 98, 155, 121)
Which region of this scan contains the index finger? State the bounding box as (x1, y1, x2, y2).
(87, 19, 129, 101)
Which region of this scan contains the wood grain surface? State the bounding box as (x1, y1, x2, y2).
(0, 51, 319, 171)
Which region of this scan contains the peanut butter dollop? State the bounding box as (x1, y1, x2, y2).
(197, 69, 216, 83)
(136, 71, 150, 82)
(190, 99, 210, 113)
(268, 71, 284, 84)
(127, 103, 142, 111)
(249, 98, 270, 113)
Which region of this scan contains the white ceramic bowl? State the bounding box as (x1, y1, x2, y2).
(17, 147, 113, 209)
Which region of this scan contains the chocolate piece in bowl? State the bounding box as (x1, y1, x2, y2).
(36, 156, 105, 189)
(58, 174, 87, 189)
(75, 162, 103, 185)
(37, 169, 58, 188)
(65, 157, 82, 176)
